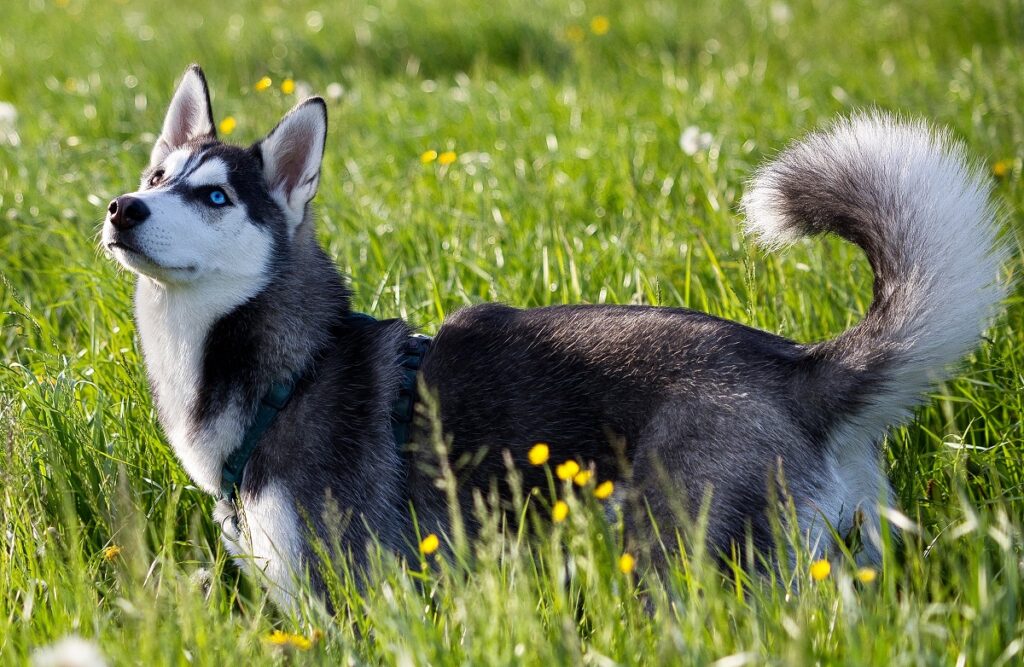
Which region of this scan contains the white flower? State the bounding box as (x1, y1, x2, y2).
(0, 101, 18, 146)
(325, 82, 344, 100)
(680, 125, 713, 156)
(31, 635, 107, 667)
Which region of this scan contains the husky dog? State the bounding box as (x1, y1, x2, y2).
(102, 65, 1003, 603)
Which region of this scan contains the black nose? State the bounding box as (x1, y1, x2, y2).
(107, 196, 150, 230)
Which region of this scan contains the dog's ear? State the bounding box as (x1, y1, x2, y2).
(151, 64, 216, 165)
(257, 97, 327, 229)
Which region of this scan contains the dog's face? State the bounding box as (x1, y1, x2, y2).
(102, 65, 327, 287)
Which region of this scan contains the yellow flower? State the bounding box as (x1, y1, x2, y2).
(555, 460, 580, 481)
(438, 150, 457, 166)
(594, 480, 615, 500)
(420, 150, 438, 164)
(590, 15, 611, 35)
(552, 500, 569, 522)
(419, 533, 440, 555)
(101, 544, 122, 561)
(993, 159, 1012, 178)
(255, 76, 273, 92)
(266, 630, 312, 651)
(572, 470, 592, 486)
(618, 553, 636, 574)
(218, 116, 237, 136)
(528, 443, 550, 466)
(280, 78, 295, 95)
(855, 567, 877, 584)
(565, 25, 585, 43)
(810, 559, 831, 581)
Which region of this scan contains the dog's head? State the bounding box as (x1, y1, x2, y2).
(102, 65, 326, 286)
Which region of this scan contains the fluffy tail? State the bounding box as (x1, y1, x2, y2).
(742, 112, 1005, 430)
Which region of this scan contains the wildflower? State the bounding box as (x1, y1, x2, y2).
(254, 76, 273, 92)
(218, 116, 237, 136)
(280, 78, 296, 95)
(326, 82, 345, 100)
(528, 443, 550, 465)
(590, 16, 610, 35)
(420, 149, 438, 164)
(101, 545, 122, 561)
(266, 630, 312, 651)
(680, 125, 714, 156)
(565, 25, 585, 43)
(31, 635, 107, 667)
(993, 159, 1013, 178)
(572, 470, 592, 486)
(552, 500, 569, 522)
(555, 460, 580, 481)
(419, 533, 440, 555)
(438, 150, 457, 166)
(594, 480, 615, 500)
(618, 553, 636, 574)
(855, 567, 877, 584)
(0, 101, 19, 146)
(810, 559, 831, 581)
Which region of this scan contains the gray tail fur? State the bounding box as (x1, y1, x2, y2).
(742, 112, 1006, 433)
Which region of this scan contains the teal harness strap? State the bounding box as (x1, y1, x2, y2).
(220, 376, 297, 501)
(218, 313, 431, 505)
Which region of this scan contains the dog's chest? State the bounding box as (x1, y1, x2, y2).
(135, 280, 247, 493)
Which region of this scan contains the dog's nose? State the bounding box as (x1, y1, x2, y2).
(107, 196, 150, 230)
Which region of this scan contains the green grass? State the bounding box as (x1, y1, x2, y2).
(2, 0, 1023, 663)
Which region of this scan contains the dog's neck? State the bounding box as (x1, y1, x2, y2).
(134, 239, 346, 494)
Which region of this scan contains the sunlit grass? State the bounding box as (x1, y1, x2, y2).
(1, 0, 1023, 664)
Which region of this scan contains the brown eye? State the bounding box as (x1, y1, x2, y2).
(149, 170, 165, 187)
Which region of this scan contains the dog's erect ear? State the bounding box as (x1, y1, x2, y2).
(151, 64, 216, 165)
(258, 97, 327, 228)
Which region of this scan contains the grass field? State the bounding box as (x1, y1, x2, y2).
(2, 0, 1023, 664)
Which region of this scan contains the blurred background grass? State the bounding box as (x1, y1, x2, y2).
(1, 0, 1022, 664)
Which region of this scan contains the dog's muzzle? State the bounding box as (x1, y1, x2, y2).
(107, 195, 150, 230)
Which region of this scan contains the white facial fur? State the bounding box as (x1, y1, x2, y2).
(103, 151, 275, 287)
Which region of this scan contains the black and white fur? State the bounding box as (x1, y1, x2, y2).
(102, 66, 1004, 603)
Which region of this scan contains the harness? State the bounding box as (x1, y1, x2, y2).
(218, 313, 431, 506)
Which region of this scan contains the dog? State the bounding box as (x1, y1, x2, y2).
(102, 65, 1004, 604)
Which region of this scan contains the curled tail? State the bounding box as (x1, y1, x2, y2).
(742, 112, 1006, 434)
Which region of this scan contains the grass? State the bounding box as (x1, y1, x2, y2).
(1, 0, 1023, 663)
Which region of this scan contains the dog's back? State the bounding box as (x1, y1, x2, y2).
(411, 114, 1006, 564)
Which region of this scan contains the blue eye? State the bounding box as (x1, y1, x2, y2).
(207, 188, 228, 206)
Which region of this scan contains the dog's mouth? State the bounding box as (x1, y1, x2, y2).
(107, 240, 196, 275)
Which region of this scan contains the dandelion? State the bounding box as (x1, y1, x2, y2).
(590, 16, 611, 35)
(855, 567, 877, 584)
(993, 159, 1013, 178)
(280, 78, 296, 95)
(254, 76, 273, 92)
(31, 635, 107, 667)
(810, 559, 831, 581)
(218, 116, 237, 136)
(594, 480, 615, 500)
(552, 500, 569, 522)
(438, 150, 457, 166)
(680, 125, 714, 156)
(565, 25, 585, 44)
(572, 470, 592, 486)
(101, 545, 122, 561)
(419, 533, 440, 555)
(420, 149, 438, 164)
(555, 460, 580, 480)
(528, 443, 550, 465)
(619, 553, 636, 574)
(266, 630, 312, 651)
